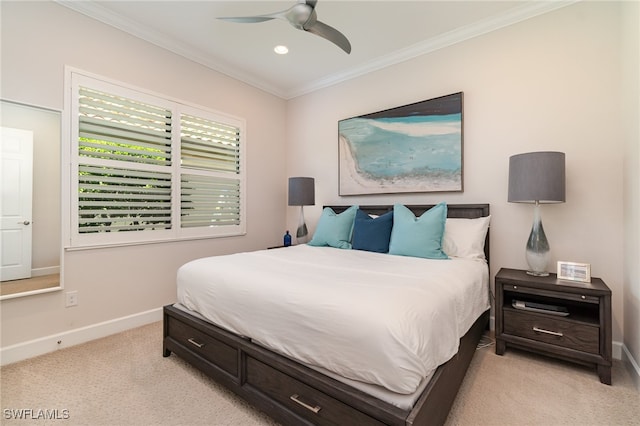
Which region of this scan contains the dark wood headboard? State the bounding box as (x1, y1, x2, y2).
(326, 204, 491, 264)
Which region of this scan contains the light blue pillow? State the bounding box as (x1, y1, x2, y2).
(388, 203, 449, 259)
(308, 205, 358, 249)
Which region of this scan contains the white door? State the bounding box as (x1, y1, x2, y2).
(1, 127, 33, 281)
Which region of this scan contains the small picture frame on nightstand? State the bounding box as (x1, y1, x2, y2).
(557, 261, 591, 283)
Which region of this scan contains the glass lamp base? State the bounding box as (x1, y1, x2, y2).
(295, 206, 308, 244)
(525, 202, 551, 277)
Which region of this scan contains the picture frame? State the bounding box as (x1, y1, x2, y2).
(557, 261, 591, 283)
(338, 92, 463, 196)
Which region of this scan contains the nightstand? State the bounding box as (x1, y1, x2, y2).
(495, 267, 612, 384)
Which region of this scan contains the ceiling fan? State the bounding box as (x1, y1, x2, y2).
(218, 0, 352, 54)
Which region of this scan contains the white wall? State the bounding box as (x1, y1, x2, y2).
(0, 2, 287, 348)
(286, 1, 629, 347)
(622, 0, 640, 380)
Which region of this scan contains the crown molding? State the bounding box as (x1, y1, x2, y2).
(54, 0, 288, 98)
(285, 0, 578, 99)
(55, 0, 577, 100)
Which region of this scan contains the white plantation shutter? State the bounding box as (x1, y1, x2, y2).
(77, 87, 173, 236)
(68, 71, 245, 247)
(181, 174, 241, 228)
(180, 113, 241, 229)
(78, 87, 172, 166)
(78, 165, 172, 233)
(181, 114, 239, 173)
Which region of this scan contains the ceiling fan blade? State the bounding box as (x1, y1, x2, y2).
(218, 8, 289, 24)
(305, 20, 351, 54)
(218, 16, 276, 24)
(218, 0, 352, 53)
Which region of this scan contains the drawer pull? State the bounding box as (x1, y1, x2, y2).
(290, 394, 321, 414)
(533, 327, 563, 337)
(187, 338, 205, 348)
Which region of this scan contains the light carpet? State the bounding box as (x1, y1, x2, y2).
(1, 322, 638, 425)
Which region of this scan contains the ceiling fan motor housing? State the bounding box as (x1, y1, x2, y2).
(286, 3, 314, 29)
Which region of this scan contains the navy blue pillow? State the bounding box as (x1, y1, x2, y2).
(351, 210, 393, 253)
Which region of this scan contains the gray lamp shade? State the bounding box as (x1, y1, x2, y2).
(288, 177, 315, 206)
(508, 152, 566, 203)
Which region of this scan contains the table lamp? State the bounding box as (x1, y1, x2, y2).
(288, 177, 315, 243)
(508, 152, 565, 276)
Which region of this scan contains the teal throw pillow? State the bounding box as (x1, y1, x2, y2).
(388, 203, 449, 259)
(308, 205, 358, 249)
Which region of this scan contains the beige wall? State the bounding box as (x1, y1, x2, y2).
(286, 1, 631, 350)
(0, 1, 287, 347)
(1, 0, 638, 375)
(622, 0, 640, 378)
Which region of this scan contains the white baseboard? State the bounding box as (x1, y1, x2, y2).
(622, 344, 640, 389)
(32, 266, 60, 277)
(0, 307, 162, 366)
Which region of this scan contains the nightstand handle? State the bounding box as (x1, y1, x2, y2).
(533, 327, 563, 337)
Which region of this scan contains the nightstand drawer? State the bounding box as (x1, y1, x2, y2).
(504, 310, 599, 354)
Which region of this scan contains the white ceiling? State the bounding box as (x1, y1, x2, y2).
(57, 1, 574, 99)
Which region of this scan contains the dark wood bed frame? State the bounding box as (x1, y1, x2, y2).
(163, 204, 490, 425)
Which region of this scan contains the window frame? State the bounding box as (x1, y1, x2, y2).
(63, 68, 246, 249)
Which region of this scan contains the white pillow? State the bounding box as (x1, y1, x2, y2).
(442, 216, 491, 260)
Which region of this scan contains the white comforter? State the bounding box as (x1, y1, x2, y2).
(177, 244, 489, 394)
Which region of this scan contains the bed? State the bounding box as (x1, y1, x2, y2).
(163, 204, 490, 425)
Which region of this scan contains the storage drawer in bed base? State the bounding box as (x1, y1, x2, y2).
(163, 304, 490, 426)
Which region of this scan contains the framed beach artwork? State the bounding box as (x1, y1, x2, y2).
(338, 92, 463, 195)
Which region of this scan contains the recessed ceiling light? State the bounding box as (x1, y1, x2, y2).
(274, 45, 289, 55)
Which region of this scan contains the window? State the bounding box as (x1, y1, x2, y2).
(66, 70, 245, 248)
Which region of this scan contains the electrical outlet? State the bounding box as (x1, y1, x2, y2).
(65, 291, 78, 307)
